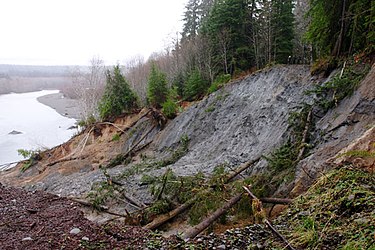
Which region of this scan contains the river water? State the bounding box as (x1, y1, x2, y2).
(0, 90, 76, 167)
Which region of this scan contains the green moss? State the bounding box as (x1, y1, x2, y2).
(111, 133, 121, 142)
(275, 167, 375, 249)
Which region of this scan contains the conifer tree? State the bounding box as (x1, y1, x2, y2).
(184, 69, 207, 100)
(271, 0, 295, 63)
(98, 65, 138, 120)
(306, 0, 373, 57)
(147, 63, 169, 108)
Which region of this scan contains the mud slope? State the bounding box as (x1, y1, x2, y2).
(152, 65, 314, 175)
(1, 64, 373, 210)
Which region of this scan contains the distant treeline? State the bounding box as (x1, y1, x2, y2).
(0, 65, 87, 78)
(0, 65, 90, 95)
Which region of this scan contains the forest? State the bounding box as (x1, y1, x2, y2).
(67, 0, 374, 123)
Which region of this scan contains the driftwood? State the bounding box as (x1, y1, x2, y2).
(182, 193, 244, 239)
(143, 199, 196, 230)
(243, 186, 296, 250)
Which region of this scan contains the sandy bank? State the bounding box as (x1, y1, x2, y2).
(37, 92, 81, 120)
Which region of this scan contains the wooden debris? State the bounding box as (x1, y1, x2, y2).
(225, 157, 261, 183)
(243, 186, 296, 250)
(143, 199, 196, 230)
(182, 193, 244, 240)
(296, 109, 312, 162)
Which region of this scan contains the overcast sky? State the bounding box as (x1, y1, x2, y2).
(0, 0, 186, 65)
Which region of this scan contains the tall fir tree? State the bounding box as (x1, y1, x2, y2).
(147, 63, 169, 108)
(306, 0, 373, 58)
(271, 0, 295, 63)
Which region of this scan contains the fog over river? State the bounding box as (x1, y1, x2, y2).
(0, 90, 76, 167)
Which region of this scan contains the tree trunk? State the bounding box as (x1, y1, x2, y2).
(296, 109, 312, 162)
(143, 199, 196, 230)
(333, 0, 347, 57)
(225, 157, 261, 182)
(243, 186, 296, 250)
(182, 192, 244, 239)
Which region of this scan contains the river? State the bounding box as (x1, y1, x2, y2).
(0, 90, 76, 167)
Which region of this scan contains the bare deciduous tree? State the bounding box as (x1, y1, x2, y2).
(71, 56, 106, 121)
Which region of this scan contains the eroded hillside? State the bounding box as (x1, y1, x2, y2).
(0, 64, 374, 246)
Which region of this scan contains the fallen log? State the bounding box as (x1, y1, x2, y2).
(143, 199, 196, 230)
(182, 192, 244, 239)
(243, 186, 296, 250)
(69, 197, 131, 218)
(143, 157, 263, 231)
(259, 197, 292, 205)
(225, 157, 261, 183)
(296, 109, 312, 162)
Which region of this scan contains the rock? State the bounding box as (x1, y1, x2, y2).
(8, 130, 22, 135)
(67, 125, 78, 130)
(69, 228, 81, 235)
(217, 244, 226, 249)
(22, 237, 33, 241)
(81, 236, 90, 241)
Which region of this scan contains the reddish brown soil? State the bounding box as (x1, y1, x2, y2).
(0, 183, 152, 249)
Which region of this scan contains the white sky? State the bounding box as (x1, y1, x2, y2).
(0, 0, 186, 65)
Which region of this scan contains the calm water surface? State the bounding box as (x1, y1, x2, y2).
(0, 90, 76, 166)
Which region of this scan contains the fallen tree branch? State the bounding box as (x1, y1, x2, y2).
(69, 198, 130, 218)
(122, 192, 147, 209)
(296, 109, 312, 162)
(259, 197, 292, 205)
(225, 157, 261, 183)
(143, 199, 196, 230)
(118, 109, 152, 136)
(143, 157, 262, 230)
(182, 192, 244, 239)
(243, 186, 296, 250)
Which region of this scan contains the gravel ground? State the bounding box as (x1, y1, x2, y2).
(0, 183, 152, 249)
(37, 92, 80, 119)
(0, 183, 281, 249)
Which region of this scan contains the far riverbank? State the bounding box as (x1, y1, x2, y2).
(37, 92, 80, 120)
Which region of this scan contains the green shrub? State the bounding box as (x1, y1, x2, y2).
(17, 149, 41, 172)
(77, 115, 96, 128)
(111, 133, 121, 141)
(162, 99, 178, 118)
(307, 63, 370, 112)
(208, 74, 231, 94)
(98, 65, 139, 120)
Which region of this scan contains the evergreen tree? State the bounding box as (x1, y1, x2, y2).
(98, 65, 138, 120)
(182, 0, 202, 42)
(271, 0, 295, 63)
(184, 69, 207, 100)
(147, 63, 169, 108)
(202, 0, 253, 74)
(306, 0, 373, 58)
